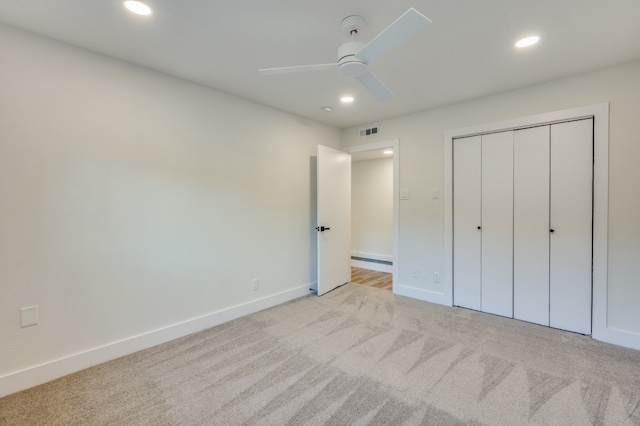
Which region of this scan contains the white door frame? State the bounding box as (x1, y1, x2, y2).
(442, 103, 639, 349)
(344, 139, 399, 291)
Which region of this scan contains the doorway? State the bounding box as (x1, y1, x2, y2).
(344, 140, 399, 292)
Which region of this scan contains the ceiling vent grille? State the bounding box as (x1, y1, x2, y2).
(359, 126, 379, 138)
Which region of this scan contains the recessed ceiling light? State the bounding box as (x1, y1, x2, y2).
(124, 1, 153, 16)
(340, 96, 354, 103)
(383, 150, 393, 155)
(515, 36, 540, 48)
(322, 106, 332, 112)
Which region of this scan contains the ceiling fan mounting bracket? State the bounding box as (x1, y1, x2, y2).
(341, 15, 366, 39)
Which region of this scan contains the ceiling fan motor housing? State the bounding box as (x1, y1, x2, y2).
(338, 41, 368, 77)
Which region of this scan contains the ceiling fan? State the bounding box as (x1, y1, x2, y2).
(259, 8, 432, 102)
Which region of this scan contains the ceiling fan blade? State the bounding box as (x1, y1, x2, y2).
(356, 71, 394, 101)
(356, 8, 431, 64)
(259, 63, 338, 75)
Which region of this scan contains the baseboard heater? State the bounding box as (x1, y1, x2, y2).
(351, 256, 393, 266)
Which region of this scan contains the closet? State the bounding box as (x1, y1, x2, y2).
(453, 119, 593, 335)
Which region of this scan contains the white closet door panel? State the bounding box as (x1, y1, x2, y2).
(550, 119, 593, 334)
(481, 131, 514, 317)
(453, 136, 482, 311)
(513, 126, 550, 326)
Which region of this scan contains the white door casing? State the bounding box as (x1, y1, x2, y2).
(317, 145, 351, 296)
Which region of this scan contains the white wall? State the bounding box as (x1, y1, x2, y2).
(351, 158, 393, 260)
(343, 59, 640, 346)
(0, 23, 341, 390)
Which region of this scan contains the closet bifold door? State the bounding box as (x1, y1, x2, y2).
(549, 119, 593, 335)
(481, 131, 514, 317)
(513, 126, 550, 326)
(453, 135, 482, 311)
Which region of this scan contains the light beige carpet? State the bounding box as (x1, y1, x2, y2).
(1, 283, 640, 425)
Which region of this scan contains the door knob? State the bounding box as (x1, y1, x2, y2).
(477, 226, 482, 230)
(550, 229, 555, 233)
(316, 226, 331, 232)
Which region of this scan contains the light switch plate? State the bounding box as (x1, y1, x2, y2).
(432, 188, 439, 199)
(400, 189, 410, 200)
(21, 306, 38, 327)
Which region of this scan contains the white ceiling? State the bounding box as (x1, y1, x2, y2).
(1, 1, 639, 129)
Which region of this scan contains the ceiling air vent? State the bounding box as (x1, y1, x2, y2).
(359, 126, 379, 138)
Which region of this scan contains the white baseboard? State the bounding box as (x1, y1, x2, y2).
(593, 327, 640, 351)
(0, 285, 312, 399)
(351, 251, 393, 263)
(394, 284, 449, 306)
(350, 251, 393, 273)
(350, 259, 393, 273)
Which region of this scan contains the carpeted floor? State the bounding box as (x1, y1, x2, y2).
(2, 284, 640, 425)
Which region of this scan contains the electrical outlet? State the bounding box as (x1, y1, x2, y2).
(434, 272, 441, 283)
(412, 268, 419, 278)
(252, 279, 259, 291)
(21, 306, 38, 327)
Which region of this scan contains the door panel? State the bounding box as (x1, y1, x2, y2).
(481, 131, 514, 317)
(549, 119, 593, 334)
(317, 145, 351, 296)
(453, 136, 482, 310)
(513, 126, 550, 326)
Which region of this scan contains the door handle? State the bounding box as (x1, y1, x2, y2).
(477, 226, 481, 230)
(316, 226, 331, 232)
(550, 229, 555, 233)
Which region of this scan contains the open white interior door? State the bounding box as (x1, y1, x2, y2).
(317, 145, 351, 296)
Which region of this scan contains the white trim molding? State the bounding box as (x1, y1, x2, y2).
(351, 251, 393, 263)
(394, 284, 451, 306)
(351, 259, 393, 273)
(443, 103, 640, 351)
(0, 285, 312, 398)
